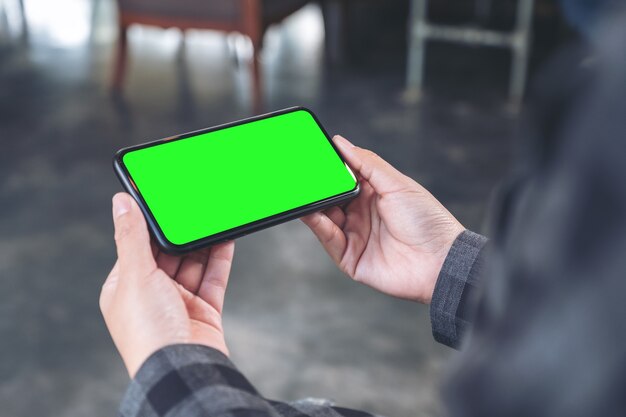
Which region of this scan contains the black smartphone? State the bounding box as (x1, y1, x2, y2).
(113, 107, 360, 254)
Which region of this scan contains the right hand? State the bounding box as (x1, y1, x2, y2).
(302, 135, 464, 304)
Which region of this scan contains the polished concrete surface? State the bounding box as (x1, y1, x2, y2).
(0, 1, 517, 416)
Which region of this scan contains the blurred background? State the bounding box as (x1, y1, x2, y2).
(0, 1, 576, 416)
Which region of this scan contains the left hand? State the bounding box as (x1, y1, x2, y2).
(100, 193, 235, 378)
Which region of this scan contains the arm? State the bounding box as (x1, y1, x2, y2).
(119, 345, 272, 417)
(101, 194, 377, 417)
(121, 344, 377, 417)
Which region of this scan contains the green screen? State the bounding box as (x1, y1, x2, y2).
(122, 109, 357, 246)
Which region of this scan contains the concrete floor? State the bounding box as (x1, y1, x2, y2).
(0, 1, 517, 416)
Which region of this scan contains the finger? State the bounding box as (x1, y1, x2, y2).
(197, 241, 235, 313)
(156, 250, 183, 277)
(323, 206, 346, 229)
(112, 193, 157, 278)
(175, 248, 211, 294)
(176, 283, 225, 348)
(343, 179, 376, 229)
(100, 261, 120, 313)
(178, 283, 223, 328)
(333, 135, 412, 195)
(152, 240, 183, 276)
(150, 240, 159, 258)
(301, 211, 347, 265)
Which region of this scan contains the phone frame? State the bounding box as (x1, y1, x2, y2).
(113, 106, 360, 255)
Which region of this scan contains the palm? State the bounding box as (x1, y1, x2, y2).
(339, 180, 460, 301)
(303, 174, 462, 304)
(151, 244, 232, 348)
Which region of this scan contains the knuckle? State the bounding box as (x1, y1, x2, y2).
(114, 222, 133, 242)
(312, 213, 324, 228)
(361, 149, 379, 159)
(304, 213, 323, 229)
(325, 224, 340, 244)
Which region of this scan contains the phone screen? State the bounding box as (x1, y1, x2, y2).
(118, 109, 357, 248)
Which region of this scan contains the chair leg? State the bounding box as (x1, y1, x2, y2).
(509, 41, 528, 108)
(250, 45, 262, 114)
(177, 30, 187, 62)
(112, 25, 129, 92)
(321, 0, 348, 66)
(508, 0, 535, 107)
(405, 0, 428, 102)
(18, 0, 29, 41)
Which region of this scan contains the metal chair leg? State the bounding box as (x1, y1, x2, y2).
(508, 0, 534, 106)
(405, 0, 428, 102)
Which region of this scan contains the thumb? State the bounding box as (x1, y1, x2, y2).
(333, 135, 412, 194)
(112, 193, 157, 278)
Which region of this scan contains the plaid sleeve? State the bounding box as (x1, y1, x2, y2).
(430, 230, 488, 349)
(119, 344, 379, 417)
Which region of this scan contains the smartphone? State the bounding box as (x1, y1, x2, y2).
(113, 107, 359, 254)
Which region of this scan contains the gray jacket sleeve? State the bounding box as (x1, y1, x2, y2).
(119, 344, 378, 417)
(430, 230, 488, 349)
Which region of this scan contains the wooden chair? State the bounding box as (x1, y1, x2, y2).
(112, 0, 310, 110)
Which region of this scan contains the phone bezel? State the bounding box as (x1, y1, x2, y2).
(113, 106, 360, 255)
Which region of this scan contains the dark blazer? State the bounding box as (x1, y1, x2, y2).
(440, 13, 626, 417)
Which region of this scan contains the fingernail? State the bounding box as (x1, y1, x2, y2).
(333, 135, 354, 148)
(112, 194, 130, 218)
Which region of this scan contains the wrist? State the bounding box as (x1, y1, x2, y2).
(119, 325, 228, 378)
(422, 224, 465, 305)
(124, 339, 228, 379)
